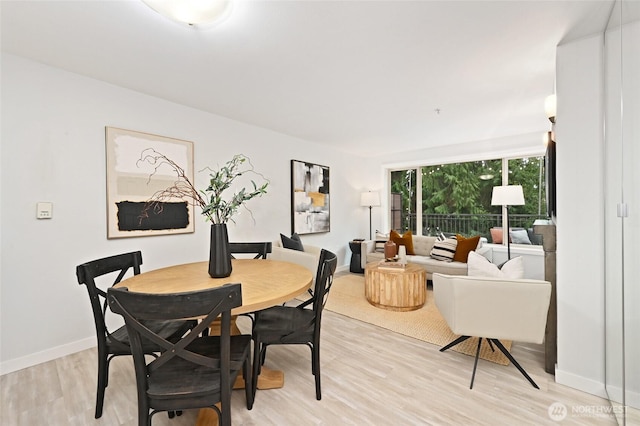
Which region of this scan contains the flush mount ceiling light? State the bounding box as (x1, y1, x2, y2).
(142, 0, 233, 27)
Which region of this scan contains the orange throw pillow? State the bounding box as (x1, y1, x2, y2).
(390, 230, 415, 255)
(453, 234, 481, 263)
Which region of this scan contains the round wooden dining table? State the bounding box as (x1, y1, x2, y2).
(116, 258, 313, 426)
(116, 258, 312, 314)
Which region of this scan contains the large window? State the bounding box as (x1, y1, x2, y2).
(389, 156, 547, 245)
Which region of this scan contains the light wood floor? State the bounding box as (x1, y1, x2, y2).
(2, 274, 636, 425)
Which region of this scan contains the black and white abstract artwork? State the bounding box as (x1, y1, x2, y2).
(290, 159, 330, 234)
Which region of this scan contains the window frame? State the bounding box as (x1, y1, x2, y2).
(384, 154, 547, 246)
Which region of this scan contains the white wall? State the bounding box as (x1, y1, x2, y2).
(604, 17, 640, 409)
(555, 33, 607, 397)
(620, 18, 640, 410)
(0, 54, 379, 373)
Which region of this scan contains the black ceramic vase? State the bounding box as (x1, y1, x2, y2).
(208, 223, 232, 278)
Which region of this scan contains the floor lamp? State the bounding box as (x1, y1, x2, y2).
(491, 185, 525, 260)
(360, 191, 380, 240)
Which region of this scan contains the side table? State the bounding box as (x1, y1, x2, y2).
(364, 262, 426, 311)
(348, 240, 364, 273)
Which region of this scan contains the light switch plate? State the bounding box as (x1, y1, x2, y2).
(36, 202, 53, 219)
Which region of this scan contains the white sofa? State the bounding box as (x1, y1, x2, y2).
(268, 240, 322, 285)
(361, 235, 492, 280)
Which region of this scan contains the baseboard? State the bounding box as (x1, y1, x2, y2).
(336, 264, 350, 273)
(0, 337, 95, 376)
(627, 388, 640, 410)
(555, 366, 608, 399)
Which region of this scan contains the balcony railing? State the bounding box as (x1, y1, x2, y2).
(395, 213, 548, 244)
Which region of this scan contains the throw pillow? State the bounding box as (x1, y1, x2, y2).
(280, 232, 304, 251)
(430, 237, 457, 262)
(374, 230, 388, 252)
(500, 256, 525, 279)
(467, 251, 524, 279)
(389, 230, 415, 255)
(490, 227, 503, 244)
(453, 234, 481, 263)
(510, 229, 532, 245)
(375, 230, 388, 240)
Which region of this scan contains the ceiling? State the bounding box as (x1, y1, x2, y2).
(1, 1, 614, 156)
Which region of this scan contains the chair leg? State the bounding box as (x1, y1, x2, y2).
(141, 402, 150, 426)
(490, 339, 540, 389)
(251, 340, 261, 403)
(260, 345, 267, 366)
(469, 338, 483, 389)
(95, 349, 108, 418)
(243, 357, 253, 410)
(487, 339, 495, 352)
(440, 335, 471, 352)
(312, 342, 321, 400)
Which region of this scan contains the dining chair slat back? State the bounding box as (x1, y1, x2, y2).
(229, 242, 272, 259)
(229, 242, 274, 327)
(107, 283, 253, 426)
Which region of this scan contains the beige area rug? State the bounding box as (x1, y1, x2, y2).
(325, 274, 511, 365)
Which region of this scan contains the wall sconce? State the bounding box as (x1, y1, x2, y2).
(545, 94, 557, 124)
(142, 0, 233, 27)
(360, 191, 381, 240)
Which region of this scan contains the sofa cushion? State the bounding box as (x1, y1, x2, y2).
(453, 234, 481, 263)
(410, 255, 468, 275)
(280, 232, 304, 251)
(390, 230, 415, 255)
(430, 237, 457, 262)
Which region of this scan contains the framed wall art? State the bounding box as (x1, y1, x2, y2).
(105, 127, 195, 239)
(290, 159, 330, 234)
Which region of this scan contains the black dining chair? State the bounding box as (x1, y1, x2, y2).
(107, 283, 253, 426)
(229, 242, 273, 328)
(251, 249, 337, 401)
(229, 242, 272, 259)
(76, 251, 194, 418)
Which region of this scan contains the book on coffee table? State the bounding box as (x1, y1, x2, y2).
(377, 259, 406, 270)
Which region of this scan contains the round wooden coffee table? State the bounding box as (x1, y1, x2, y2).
(364, 262, 427, 311)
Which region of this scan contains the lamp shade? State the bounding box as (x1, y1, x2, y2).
(360, 191, 381, 207)
(491, 185, 525, 206)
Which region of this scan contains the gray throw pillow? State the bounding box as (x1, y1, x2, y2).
(510, 229, 532, 245)
(281, 232, 304, 251)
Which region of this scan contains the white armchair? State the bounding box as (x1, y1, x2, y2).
(433, 273, 551, 389)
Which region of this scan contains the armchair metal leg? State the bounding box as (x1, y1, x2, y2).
(487, 339, 495, 352)
(490, 339, 539, 389)
(469, 338, 483, 389)
(439, 335, 471, 352)
(440, 336, 539, 389)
